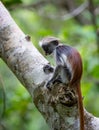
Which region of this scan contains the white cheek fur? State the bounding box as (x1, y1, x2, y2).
(39, 41, 43, 47)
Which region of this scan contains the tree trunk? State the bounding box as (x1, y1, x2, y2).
(0, 2, 99, 130)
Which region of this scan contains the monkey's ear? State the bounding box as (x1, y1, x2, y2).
(52, 40, 59, 46)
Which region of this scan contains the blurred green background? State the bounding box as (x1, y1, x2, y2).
(0, 0, 99, 130)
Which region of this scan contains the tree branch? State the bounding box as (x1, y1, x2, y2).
(48, 0, 90, 25)
(36, 1, 88, 21)
(0, 2, 99, 130)
(62, 1, 88, 20)
(8, 0, 89, 24)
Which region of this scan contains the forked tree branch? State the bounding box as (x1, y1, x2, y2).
(0, 2, 99, 130)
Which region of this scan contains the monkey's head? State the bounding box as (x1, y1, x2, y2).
(39, 36, 59, 55)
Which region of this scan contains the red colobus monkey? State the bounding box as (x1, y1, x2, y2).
(39, 36, 84, 130)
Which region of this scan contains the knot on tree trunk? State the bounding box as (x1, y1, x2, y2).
(47, 83, 77, 107)
(34, 83, 78, 110)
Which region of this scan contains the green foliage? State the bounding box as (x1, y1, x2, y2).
(1, 0, 22, 7)
(0, 0, 99, 130)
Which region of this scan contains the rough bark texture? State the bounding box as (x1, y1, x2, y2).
(0, 2, 99, 130)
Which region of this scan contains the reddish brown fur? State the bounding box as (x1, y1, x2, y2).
(68, 48, 84, 130)
(69, 48, 83, 86)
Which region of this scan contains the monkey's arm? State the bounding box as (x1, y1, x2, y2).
(44, 64, 72, 90)
(45, 65, 62, 89)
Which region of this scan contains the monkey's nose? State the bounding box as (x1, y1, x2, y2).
(45, 52, 48, 55)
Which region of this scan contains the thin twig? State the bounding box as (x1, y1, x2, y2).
(34, 1, 88, 22)
(62, 1, 88, 20)
(9, 0, 88, 22)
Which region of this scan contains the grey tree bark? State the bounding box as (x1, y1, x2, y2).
(0, 2, 99, 130)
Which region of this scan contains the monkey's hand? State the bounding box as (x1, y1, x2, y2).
(43, 64, 54, 74)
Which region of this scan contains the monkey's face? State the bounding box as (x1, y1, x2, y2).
(42, 44, 54, 55)
(39, 37, 59, 55)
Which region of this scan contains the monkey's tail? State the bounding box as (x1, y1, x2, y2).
(76, 83, 84, 130)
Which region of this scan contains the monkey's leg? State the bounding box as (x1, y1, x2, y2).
(62, 66, 72, 83)
(53, 76, 62, 84)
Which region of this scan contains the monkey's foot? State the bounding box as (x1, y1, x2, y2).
(45, 81, 53, 91)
